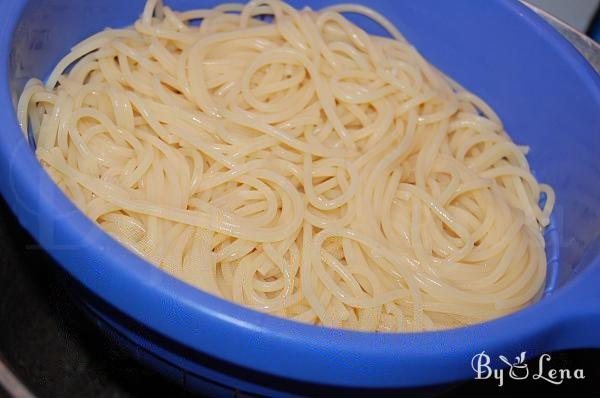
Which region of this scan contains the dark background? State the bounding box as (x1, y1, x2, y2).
(0, 197, 598, 398)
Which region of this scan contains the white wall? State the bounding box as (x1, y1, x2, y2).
(526, 0, 599, 31)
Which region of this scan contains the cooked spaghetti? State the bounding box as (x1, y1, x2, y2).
(17, 0, 555, 331)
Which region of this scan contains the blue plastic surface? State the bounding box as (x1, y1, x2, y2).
(1, 0, 599, 393)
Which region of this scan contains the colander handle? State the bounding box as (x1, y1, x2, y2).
(546, 263, 600, 350)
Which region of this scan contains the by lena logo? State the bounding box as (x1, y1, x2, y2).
(471, 351, 585, 387)
(499, 351, 528, 380)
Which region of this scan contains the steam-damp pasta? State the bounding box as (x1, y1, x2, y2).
(17, 0, 555, 331)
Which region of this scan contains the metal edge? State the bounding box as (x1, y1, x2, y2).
(0, 355, 35, 398)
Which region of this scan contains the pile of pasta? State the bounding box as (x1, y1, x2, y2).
(18, 0, 554, 331)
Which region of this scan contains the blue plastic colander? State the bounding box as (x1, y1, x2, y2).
(0, 0, 599, 396)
